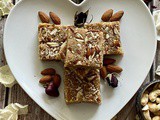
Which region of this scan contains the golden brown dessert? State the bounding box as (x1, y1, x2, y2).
(64, 67, 101, 104)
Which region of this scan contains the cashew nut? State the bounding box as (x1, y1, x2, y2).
(153, 111, 160, 116)
(149, 90, 160, 102)
(156, 98, 160, 104)
(148, 102, 160, 113)
(141, 91, 149, 106)
(152, 116, 160, 120)
(143, 110, 151, 120)
(154, 83, 160, 90)
(142, 104, 149, 111)
(135, 115, 140, 120)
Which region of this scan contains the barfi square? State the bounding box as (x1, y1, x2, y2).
(64, 67, 101, 104)
(64, 27, 104, 68)
(84, 21, 123, 55)
(38, 23, 68, 61)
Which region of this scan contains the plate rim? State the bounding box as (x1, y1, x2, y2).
(3, 0, 157, 119)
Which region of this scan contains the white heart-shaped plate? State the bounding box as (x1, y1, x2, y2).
(4, 0, 156, 119)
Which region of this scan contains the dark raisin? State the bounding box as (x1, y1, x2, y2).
(106, 74, 118, 88)
(74, 9, 89, 27)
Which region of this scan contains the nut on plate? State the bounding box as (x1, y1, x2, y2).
(38, 11, 50, 23)
(39, 75, 52, 84)
(41, 68, 56, 75)
(106, 65, 123, 73)
(53, 74, 61, 88)
(110, 11, 124, 22)
(101, 9, 113, 22)
(100, 66, 107, 79)
(103, 58, 116, 66)
(49, 12, 61, 25)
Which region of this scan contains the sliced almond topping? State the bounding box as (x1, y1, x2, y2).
(76, 38, 84, 42)
(76, 33, 83, 39)
(50, 29, 57, 36)
(105, 34, 110, 39)
(114, 28, 120, 35)
(47, 42, 59, 47)
(105, 27, 109, 32)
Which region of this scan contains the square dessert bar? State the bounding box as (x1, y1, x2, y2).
(84, 21, 123, 55)
(64, 67, 101, 104)
(64, 27, 104, 68)
(38, 23, 69, 61)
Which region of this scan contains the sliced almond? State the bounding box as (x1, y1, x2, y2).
(106, 65, 123, 73)
(110, 11, 124, 22)
(49, 12, 61, 25)
(38, 11, 50, 23)
(101, 9, 113, 22)
(47, 42, 59, 47)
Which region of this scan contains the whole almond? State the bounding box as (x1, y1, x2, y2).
(110, 11, 124, 22)
(41, 68, 56, 75)
(38, 11, 50, 23)
(39, 75, 52, 84)
(49, 12, 61, 25)
(103, 58, 116, 66)
(100, 66, 107, 79)
(53, 74, 61, 88)
(106, 65, 123, 73)
(101, 9, 113, 22)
